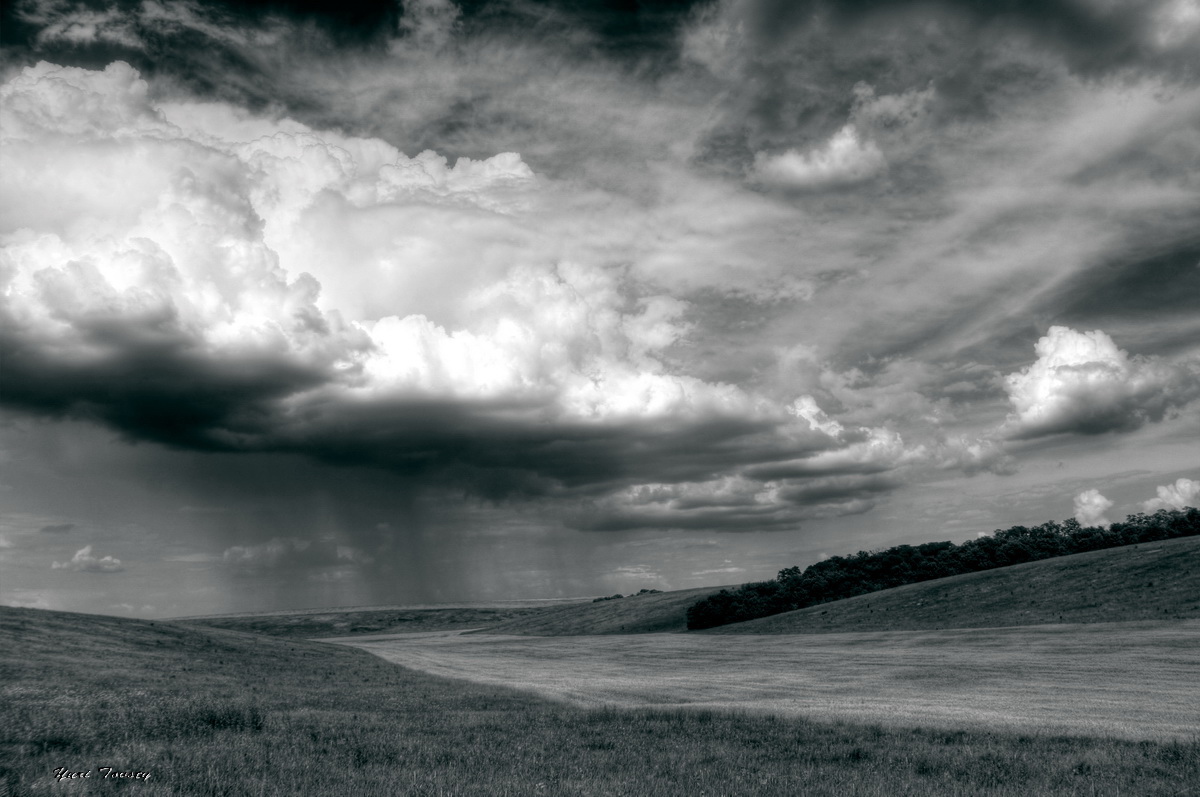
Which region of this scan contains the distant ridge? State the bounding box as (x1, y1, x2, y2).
(688, 508, 1200, 629)
(704, 535, 1200, 634)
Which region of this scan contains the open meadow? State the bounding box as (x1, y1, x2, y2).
(4, 605, 1199, 796)
(332, 620, 1200, 740)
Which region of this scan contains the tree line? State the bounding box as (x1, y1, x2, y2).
(685, 507, 1200, 630)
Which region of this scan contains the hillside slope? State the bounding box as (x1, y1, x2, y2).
(706, 535, 1200, 634)
(470, 586, 735, 635)
(182, 604, 573, 638)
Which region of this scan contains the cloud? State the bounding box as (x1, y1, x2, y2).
(393, 0, 460, 52)
(751, 125, 885, 188)
(52, 544, 124, 572)
(163, 552, 221, 563)
(1142, 477, 1200, 511)
(571, 396, 922, 532)
(3, 1, 1199, 547)
(38, 523, 75, 533)
(111, 602, 156, 615)
(16, 0, 143, 48)
(930, 436, 1017, 477)
(0, 59, 936, 532)
(222, 537, 367, 572)
(1073, 489, 1114, 527)
(2, 589, 53, 609)
(1002, 327, 1200, 439)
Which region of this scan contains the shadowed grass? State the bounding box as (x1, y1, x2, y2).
(3, 606, 1198, 796)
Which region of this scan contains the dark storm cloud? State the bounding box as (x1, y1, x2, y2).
(0, 329, 334, 451)
(273, 401, 813, 495)
(0, 361, 839, 504)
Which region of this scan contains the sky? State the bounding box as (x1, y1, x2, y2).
(1, 0, 1198, 618)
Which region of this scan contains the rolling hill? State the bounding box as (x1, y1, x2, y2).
(704, 534, 1200, 634)
(6, 604, 1196, 795)
(465, 585, 735, 635)
(181, 603, 577, 639)
(178, 536, 1200, 640)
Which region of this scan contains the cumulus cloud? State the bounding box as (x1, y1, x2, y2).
(751, 125, 885, 188)
(1142, 477, 1200, 511)
(3, 0, 1199, 548)
(0, 59, 945, 531)
(52, 544, 124, 572)
(1002, 326, 1199, 439)
(1073, 489, 1114, 527)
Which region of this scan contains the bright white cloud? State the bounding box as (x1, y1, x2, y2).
(751, 125, 886, 188)
(0, 61, 752, 428)
(1073, 489, 1114, 527)
(1003, 326, 1198, 439)
(52, 545, 124, 572)
(1142, 477, 1200, 511)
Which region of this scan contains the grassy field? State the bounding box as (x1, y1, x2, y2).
(180, 603, 576, 640)
(471, 585, 733, 636)
(709, 535, 1200, 635)
(175, 537, 1200, 643)
(4, 606, 1198, 796)
(338, 621, 1200, 740)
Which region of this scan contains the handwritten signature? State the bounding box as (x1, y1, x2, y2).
(53, 766, 151, 782)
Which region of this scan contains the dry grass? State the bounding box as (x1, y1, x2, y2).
(339, 621, 1200, 740)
